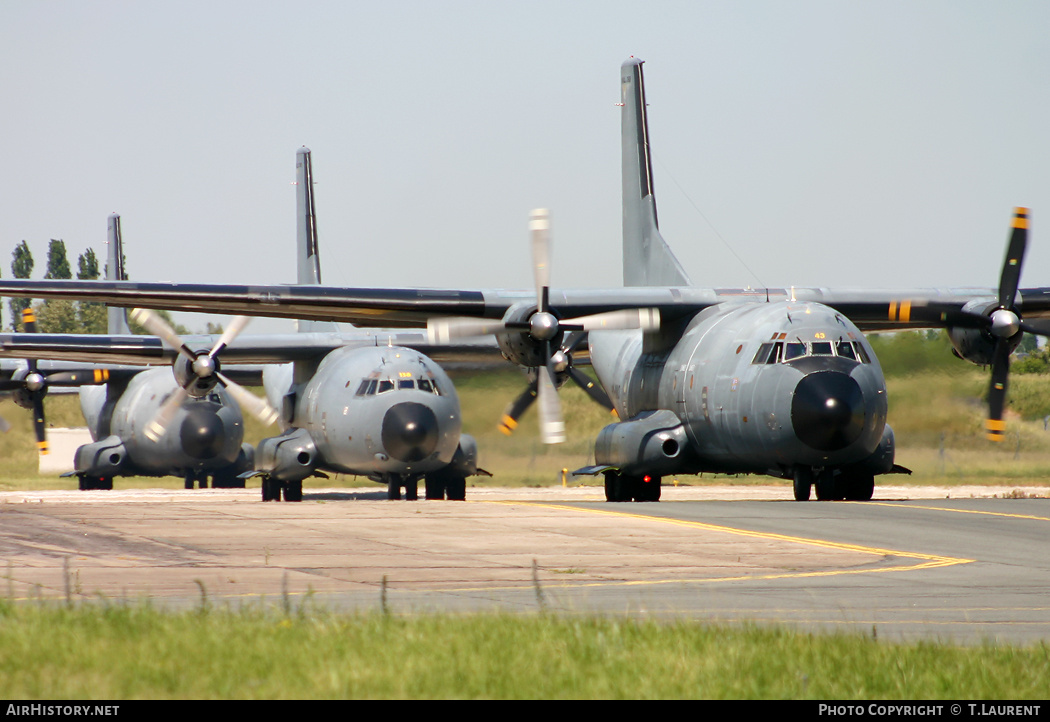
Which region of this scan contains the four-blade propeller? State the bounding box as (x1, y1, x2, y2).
(0, 308, 111, 454)
(130, 308, 279, 442)
(428, 209, 657, 443)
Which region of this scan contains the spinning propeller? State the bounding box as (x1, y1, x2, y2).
(495, 331, 617, 436)
(428, 209, 657, 443)
(130, 308, 279, 442)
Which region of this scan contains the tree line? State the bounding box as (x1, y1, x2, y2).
(6, 239, 198, 335)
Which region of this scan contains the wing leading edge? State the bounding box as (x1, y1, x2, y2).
(0, 278, 1048, 333)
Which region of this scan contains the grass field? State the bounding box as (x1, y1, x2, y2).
(0, 604, 1048, 699)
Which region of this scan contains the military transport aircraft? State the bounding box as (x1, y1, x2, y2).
(0, 60, 1044, 502)
(0, 148, 488, 501)
(0, 213, 260, 490)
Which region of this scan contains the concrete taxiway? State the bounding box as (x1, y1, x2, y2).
(1, 484, 1048, 644)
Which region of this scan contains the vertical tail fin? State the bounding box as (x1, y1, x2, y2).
(105, 214, 131, 334)
(620, 58, 691, 288)
(294, 147, 339, 332)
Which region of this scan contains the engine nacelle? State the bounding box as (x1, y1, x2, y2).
(253, 427, 318, 482)
(173, 352, 220, 398)
(496, 302, 564, 368)
(447, 433, 480, 476)
(947, 300, 1021, 366)
(843, 423, 898, 476)
(594, 409, 689, 476)
(73, 435, 127, 477)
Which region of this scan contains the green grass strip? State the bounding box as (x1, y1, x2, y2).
(0, 604, 1048, 699)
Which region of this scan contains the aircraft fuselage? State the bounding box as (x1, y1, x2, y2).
(589, 300, 891, 480)
(261, 344, 465, 480)
(77, 368, 248, 481)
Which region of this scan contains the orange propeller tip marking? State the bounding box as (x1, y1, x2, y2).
(37, 441, 48, 454)
(986, 419, 1006, 431)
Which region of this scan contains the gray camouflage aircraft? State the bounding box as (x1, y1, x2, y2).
(0, 148, 487, 501)
(0, 60, 1045, 502)
(0, 213, 259, 490)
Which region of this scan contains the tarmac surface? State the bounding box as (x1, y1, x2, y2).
(2, 483, 1048, 644)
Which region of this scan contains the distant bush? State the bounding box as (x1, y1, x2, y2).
(1012, 347, 1050, 375)
(867, 330, 965, 377)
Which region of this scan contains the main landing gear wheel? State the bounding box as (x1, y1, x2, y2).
(77, 475, 112, 491)
(792, 469, 812, 501)
(261, 477, 281, 502)
(282, 480, 303, 502)
(386, 477, 402, 500)
(839, 471, 875, 501)
(424, 470, 467, 500)
(185, 472, 208, 490)
(814, 470, 844, 501)
(604, 471, 661, 502)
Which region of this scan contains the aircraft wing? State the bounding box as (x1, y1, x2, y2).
(0, 328, 503, 367)
(1, 279, 1050, 333)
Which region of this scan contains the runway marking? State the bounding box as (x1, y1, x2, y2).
(421, 501, 975, 593)
(866, 501, 1050, 522)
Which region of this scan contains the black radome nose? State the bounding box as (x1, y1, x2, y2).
(179, 404, 225, 459)
(382, 402, 439, 462)
(791, 371, 865, 452)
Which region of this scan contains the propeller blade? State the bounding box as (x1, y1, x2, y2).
(31, 395, 47, 455)
(1019, 318, 1050, 336)
(562, 308, 661, 332)
(530, 209, 551, 310)
(144, 385, 189, 442)
(427, 317, 510, 344)
(998, 207, 1028, 310)
(210, 315, 252, 358)
(537, 344, 566, 444)
(131, 308, 194, 359)
(986, 338, 1011, 442)
(497, 378, 539, 435)
(567, 366, 616, 412)
(217, 372, 279, 427)
(43, 369, 112, 387)
(0, 415, 11, 434)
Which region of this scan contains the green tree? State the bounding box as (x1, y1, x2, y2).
(37, 240, 76, 333)
(10, 241, 33, 331)
(44, 239, 72, 279)
(77, 248, 107, 333)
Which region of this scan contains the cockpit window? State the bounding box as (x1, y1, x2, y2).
(398, 379, 415, 390)
(752, 338, 872, 364)
(356, 380, 370, 396)
(377, 380, 395, 394)
(752, 343, 775, 364)
(418, 379, 433, 393)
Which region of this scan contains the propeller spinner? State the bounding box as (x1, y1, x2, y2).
(428, 209, 655, 443)
(129, 309, 279, 442)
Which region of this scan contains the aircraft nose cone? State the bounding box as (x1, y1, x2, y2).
(382, 402, 439, 463)
(791, 371, 865, 452)
(179, 404, 225, 459)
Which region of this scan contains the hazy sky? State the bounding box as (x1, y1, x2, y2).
(2, 1, 1048, 332)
